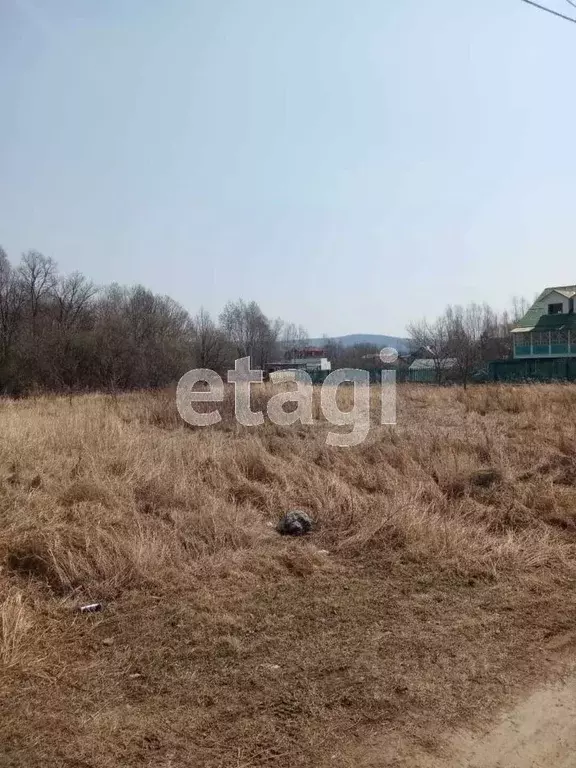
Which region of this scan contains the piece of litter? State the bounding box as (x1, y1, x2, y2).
(277, 510, 314, 536)
(318, 550, 329, 555)
(101, 637, 114, 646)
(129, 673, 143, 679)
(78, 603, 103, 613)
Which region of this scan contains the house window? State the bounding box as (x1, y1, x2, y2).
(548, 302, 563, 314)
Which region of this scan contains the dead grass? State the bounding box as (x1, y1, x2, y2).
(1, 384, 576, 766)
(0, 590, 31, 669)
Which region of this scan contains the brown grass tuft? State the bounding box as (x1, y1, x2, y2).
(59, 477, 113, 507)
(0, 590, 31, 669)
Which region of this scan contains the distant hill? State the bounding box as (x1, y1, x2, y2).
(308, 334, 412, 354)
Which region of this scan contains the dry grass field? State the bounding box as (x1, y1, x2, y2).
(2, 383, 576, 767)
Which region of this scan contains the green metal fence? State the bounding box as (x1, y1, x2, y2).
(489, 357, 576, 382)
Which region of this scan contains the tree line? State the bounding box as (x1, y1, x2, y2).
(407, 299, 531, 386)
(0, 247, 307, 394)
(0, 245, 530, 394)
(309, 298, 530, 385)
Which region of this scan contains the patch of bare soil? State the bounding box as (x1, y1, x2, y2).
(340, 655, 576, 767)
(441, 675, 576, 768)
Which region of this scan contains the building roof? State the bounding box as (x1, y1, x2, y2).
(511, 315, 576, 332)
(512, 286, 576, 331)
(542, 285, 576, 299)
(409, 358, 457, 370)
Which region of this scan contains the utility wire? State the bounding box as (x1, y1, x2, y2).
(566, 0, 576, 10)
(520, 0, 576, 23)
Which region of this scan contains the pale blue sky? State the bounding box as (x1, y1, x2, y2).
(1, 0, 575, 336)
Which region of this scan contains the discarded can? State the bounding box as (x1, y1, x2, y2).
(78, 603, 103, 613)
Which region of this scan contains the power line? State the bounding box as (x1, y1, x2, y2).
(520, 0, 576, 23)
(566, 0, 576, 10)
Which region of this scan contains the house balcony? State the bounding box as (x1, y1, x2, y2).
(513, 329, 576, 358)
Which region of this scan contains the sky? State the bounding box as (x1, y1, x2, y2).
(1, 0, 576, 337)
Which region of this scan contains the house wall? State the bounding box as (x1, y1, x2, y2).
(283, 357, 332, 371)
(545, 291, 570, 314)
(409, 369, 437, 383)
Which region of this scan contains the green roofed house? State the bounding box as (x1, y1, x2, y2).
(512, 286, 576, 358)
(409, 357, 458, 382)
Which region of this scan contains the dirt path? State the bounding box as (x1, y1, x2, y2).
(417, 675, 576, 768)
(343, 672, 576, 768)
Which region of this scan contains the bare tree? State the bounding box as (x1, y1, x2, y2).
(192, 308, 229, 370)
(511, 295, 531, 324)
(53, 272, 98, 330)
(18, 250, 57, 329)
(0, 248, 25, 372)
(444, 303, 486, 388)
(281, 322, 308, 347)
(219, 299, 280, 368)
(91, 285, 194, 390)
(407, 316, 451, 383)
